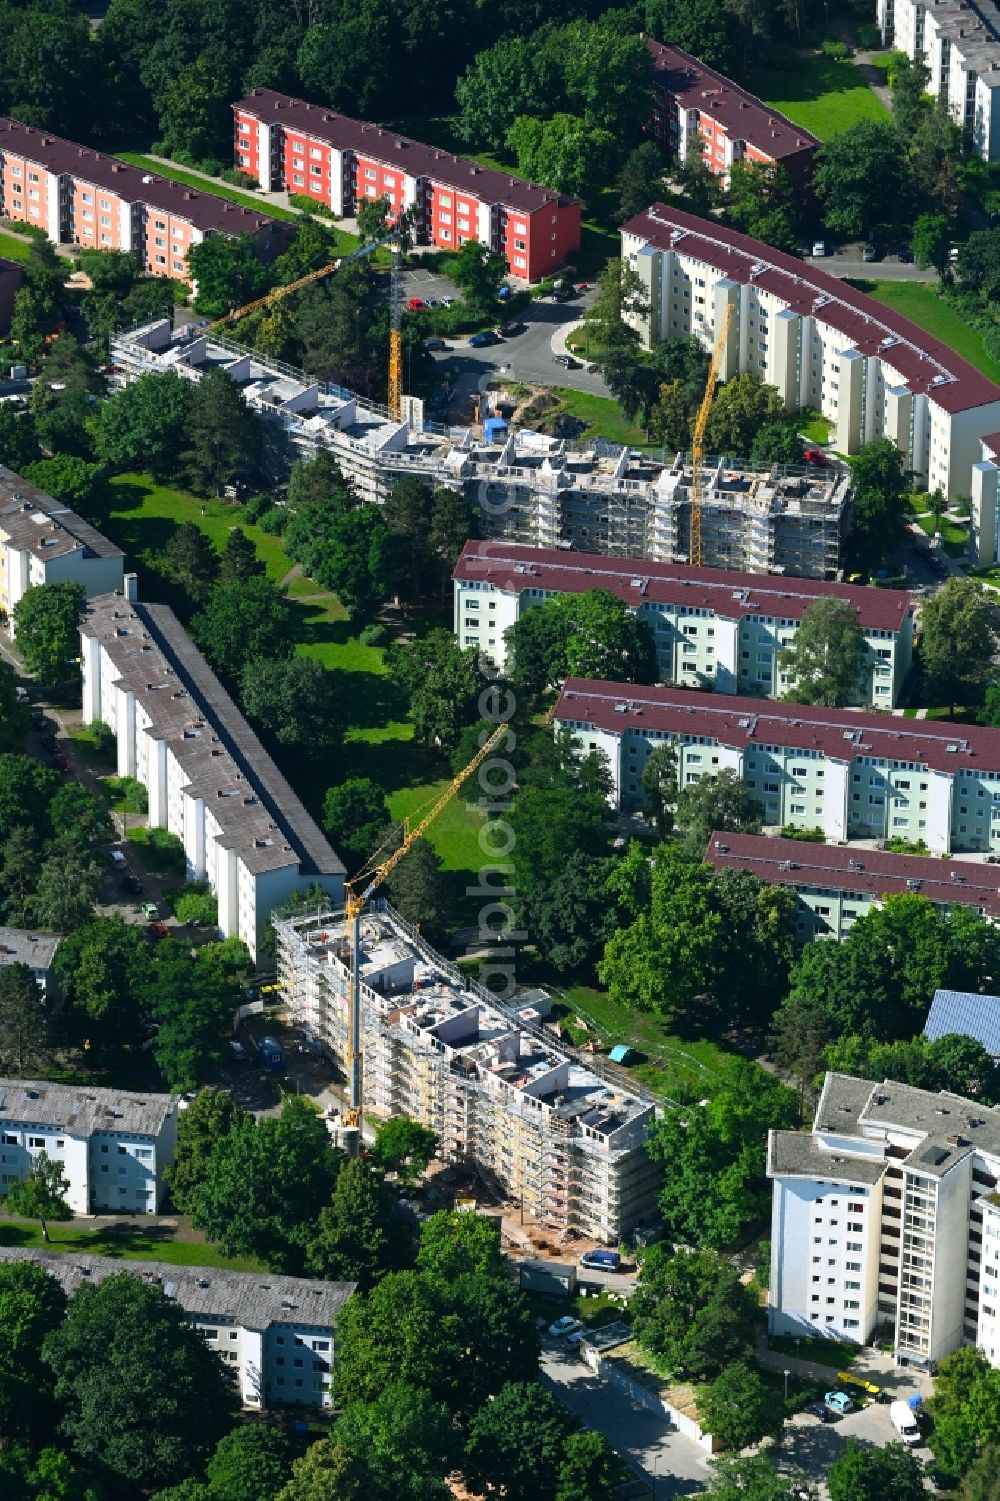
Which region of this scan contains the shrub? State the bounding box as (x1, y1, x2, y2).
(288, 194, 338, 220)
(779, 824, 825, 842)
(220, 168, 259, 189)
(129, 825, 187, 874)
(856, 22, 882, 48)
(820, 39, 851, 59)
(257, 505, 289, 535)
(87, 720, 116, 760)
(240, 493, 273, 524)
(359, 623, 389, 647)
(103, 775, 148, 813)
(165, 882, 219, 926)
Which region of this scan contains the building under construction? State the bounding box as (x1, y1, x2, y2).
(274, 901, 660, 1244)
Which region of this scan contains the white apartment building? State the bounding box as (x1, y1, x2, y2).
(704, 831, 1000, 942)
(0, 1078, 178, 1215)
(554, 677, 1000, 854)
(0, 465, 124, 631)
(80, 582, 345, 959)
(0, 1248, 354, 1409)
(877, 0, 1000, 160)
(274, 901, 661, 1245)
(454, 541, 913, 707)
(0, 928, 62, 995)
(769, 1073, 1000, 1368)
(623, 205, 1000, 499)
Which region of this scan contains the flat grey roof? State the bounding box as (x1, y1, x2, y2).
(0, 928, 61, 970)
(0, 1078, 176, 1138)
(814, 1072, 880, 1134)
(0, 465, 124, 563)
(768, 1129, 887, 1185)
(81, 594, 345, 879)
(860, 1079, 1000, 1159)
(0, 1247, 354, 1330)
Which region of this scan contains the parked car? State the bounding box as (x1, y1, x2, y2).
(440, 295, 455, 306)
(123, 873, 143, 895)
(862, 242, 878, 262)
(824, 1390, 854, 1414)
(579, 1249, 621, 1271)
(468, 331, 500, 348)
(424, 296, 440, 307)
(547, 1315, 582, 1338)
(148, 920, 168, 940)
(109, 850, 127, 868)
(141, 902, 159, 920)
(423, 337, 447, 351)
(40, 734, 57, 754)
(574, 281, 592, 292)
(890, 1400, 922, 1446)
(553, 354, 581, 369)
(228, 1039, 249, 1062)
(803, 1401, 837, 1423)
(552, 285, 577, 302)
(812, 241, 827, 257)
(498, 320, 524, 337)
(897, 245, 914, 262)
(407, 297, 426, 311)
(54, 753, 71, 774)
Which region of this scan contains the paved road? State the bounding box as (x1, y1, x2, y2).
(540, 1338, 709, 1498)
(820, 254, 937, 283)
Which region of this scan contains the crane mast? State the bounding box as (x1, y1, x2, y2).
(690, 301, 735, 568)
(343, 720, 510, 1133)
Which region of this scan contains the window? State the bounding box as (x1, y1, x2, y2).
(28, 1137, 44, 1149)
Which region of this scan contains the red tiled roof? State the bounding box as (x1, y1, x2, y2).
(0, 117, 279, 238)
(980, 431, 1000, 460)
(234, 90, 581, 215)
(454, 540, 912, 632)
(645, 39, 819, 160)
(622, 204, 1000, 416)
(554, 677, 1000, 775)
(703, 830, 1000, 918)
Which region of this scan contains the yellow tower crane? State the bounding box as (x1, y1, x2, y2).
(689, 300, 735, 569)
(343, 720, 510, 1133)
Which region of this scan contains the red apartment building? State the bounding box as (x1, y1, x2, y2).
(645, 38, 818, 200)
(233, 90, 582, 282)
(0, 117, 287, 281)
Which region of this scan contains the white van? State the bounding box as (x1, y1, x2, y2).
(890, 1400, 921, 1446)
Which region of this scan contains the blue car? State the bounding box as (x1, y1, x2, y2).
(468, 331, 500, 348)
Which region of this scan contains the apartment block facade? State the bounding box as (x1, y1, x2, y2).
(0, 1248, 353, 1409)
(0, 117, 286, 280)
(1, 465, 124, 629)
(554, 677, 1000, 854)
(877, 0, 1000, 160)
(704, 831, 1000, 942)
(275, 902, 660, 1245)
(0, 1078, 178, 1216)
(80, 583, 345, 959)
(769, 1073, 1000, 1368)
(454, 541, 913, 706)
(233, 90, 582, 282)
(646, 38, 818, 196)
(623, 205, 1000, 499)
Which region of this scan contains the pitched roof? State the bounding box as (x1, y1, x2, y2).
(702, 831, 1000, 919)
(0, 117, 280, 239)
(454, 540, 912, 632)
(925, 989, 1000, 1056)
(0, 1247, 355, 1331)
(0, 464, 124, 563)
(646, 38, 819, 160)
(234, 90, 581, 215)
(623, 203, 1000, 416)
(0, 1079, 176, 1137)
(555, 677, 1000, 775)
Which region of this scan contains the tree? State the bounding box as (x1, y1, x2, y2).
(240, 656, 342, 761)
(162, 522, 220, 605)
(556, 1431, 617, 1501)
(465, 1381, 576, 1501)
(275, 1440, 367, 1501)
(826, 1032, 1000, 1104)
(891, 51, 932, 139)
(454, 38, 560, 151)
(921, 577, 1000, 713)
(184, 367, 262, 495)
(29, 337, 102, 458)
(165, 1087, 248, 1214)
(0, 402, 42, 473)
(518, 849, 617, 977)
(698, 1362, 784, 1451)
(371, 1115, 438, 1186)
(675, 769, 764, 856)
(779, 598, 866, 707)
(96, 371, 194, 483)
(0, 1260, 67, 1441)
(322, 778, 389, 870)
(507, 113, 617, 200)
(704, 1455, 800, 1501)
(22, 456, 103, 513)
(191, 1096, 342, 1271)
(331, 1381, 457, 1501)
(306, 1157, 406, 1289)
(12, 582, 85, 685)
(4, 1152, 71, 1242)
(142, 938, 245, 1093)
(749, 419, 804, 467)
(192, 575, 299, 683)
(386, 838, 447, 941)
(558, 22, 652, 137)
(617, 141, 666, 222)
(828, 1440, 926, 1501)
(30, 848, 102, 933)
(0, 963, 52, 1077)
(205, 1423, 295, 1501)
(631, 1245, 757, 1380)
(450, 240, 510, 316)
(505, 590, 658, 696)
(155, 54, 232, 162)
(387, 629, 482, 751)
(50, 782, 114, 847)
(53, 915, 149, 1060)
(705, 372, 786, 457)
(847, 439, 910, 571)
(42, 1273, 237, 1488)
(644, 0, 735, 73)
(912, 212, 951, 274)
(640, 743, 678, 838)
(356, 194, 392, 245)
(416, 1209, 506, 1282)
(218, 526, 265, 586)
(725, 161, 798, 251)
(815, 121, 912, 237)
(586, 256, 647, 353)
(186, 233, 271, 319)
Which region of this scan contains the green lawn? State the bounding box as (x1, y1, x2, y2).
(68, 727, 115, 772)
(799, 412, 832, 445)
(0, 229, 32, 262)
(116, 153, 299, 224)
(107, 474, 292, 582)
(767, 1334, 859, 1369)
(0, 1218, 264, 1271)
(754, 46, 891, 138)
(865, 281, 1000, 383)
(552, 389, 649, 449)
(914, 511, 969, 555)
